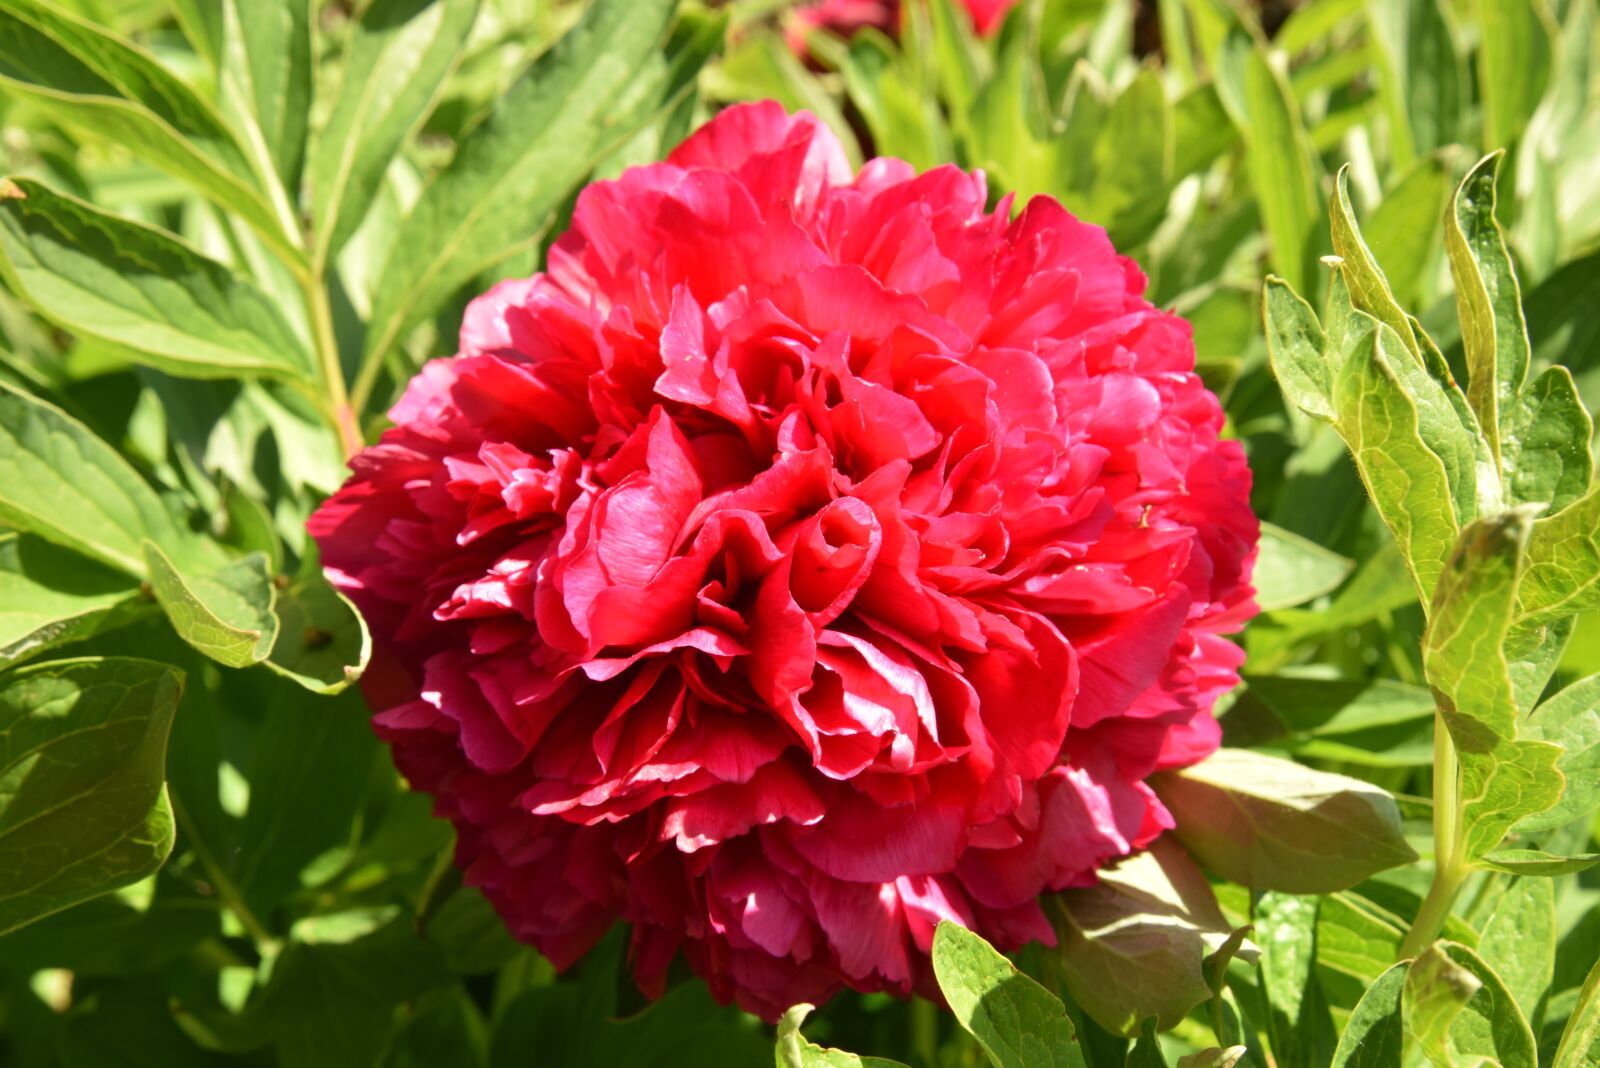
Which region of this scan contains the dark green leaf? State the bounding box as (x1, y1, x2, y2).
(0, 534, 145, 669)
(932, 921, 1088, 1068)
(1331, 961, 1407, 1067)
(1256, 893, 1336, 1068)
(0, 657, 181, 936)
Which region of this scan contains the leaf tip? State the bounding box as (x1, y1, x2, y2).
(0, 178, 24, 201)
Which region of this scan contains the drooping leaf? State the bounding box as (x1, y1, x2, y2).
(0, 0, 299, 262)
(307, 0, 481, 265)
(1051, 838, 1246, 1036)
(1331, 961, 1407, 1068)
(0, 379, 190, 577)
(0, 534, 145, 670)
(1476, 850, 1600, 876)
(0, 657, 181, 936)
(1152, 748, 1417, 893)
(362, 0, 719, 374)
(263, 563, 371, 694)
(142, 542, 277, 670)
(1404, 944, 1483, 1068)
(0, 179, 314, 382)
(931, 921, 1087, 1068)
(1478, 877, 1554, 1022)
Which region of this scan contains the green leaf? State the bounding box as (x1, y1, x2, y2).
(1477, 877, 1555, 1020)
(1445, 152, 1530, 465)
(1055, 65, 1174, 250)
(362, 0, 717, 374)
(263, 566, 371, 694)
(1253, 522, 1355, 611)
(931, 921, 1087, 1068)
(141, 541, 277, 669)
(0, 179, 314, 381)
(1331, 960, 1407, 1068)
(1501, 365, 1593, 512)
(218, 0, 312, 193)
(840, 31, 949, 172)
(1366, 151, 1457, 307)
(775, 1004, 912, 1068)
(1125, 1019, 1172, 1067)
(1439, 941, 1539, 1068)
(0, 379, 190, 576)
(1404, 944, 1483, 1068)
(1476, 850, 1600, 876)
(307, 0, 481, 265)
(1152, 748, 1417, 893)
(0, 657, 181, 936)
(1176, 1049, 1246, 1068)
(1364, 0, 1464, 161)
(1553, 952, 1600, 1068)
(1227, 675, 1435, 760)
(1474, 0, 1556, 149)
(1051, 838, 1245, 1036)
(0, 534, 145, 670)
(0, 0, 299, 263)
(1515, 673, 1600, 833)
(1256, 893, 1336, 1068)
(1330, 165, 1421, 357)
(1263, 277, 1336, 421)
(1459, 736, 1564, 861)
(1518, 486, 1600, 629)
(1213, 27, 1322, 290)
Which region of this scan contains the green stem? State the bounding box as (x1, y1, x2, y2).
(1398, 713, 1466, 960)
(304, 275, 362, 458)
(910, 995, 938, 1068)
(171, 794, 277, 952)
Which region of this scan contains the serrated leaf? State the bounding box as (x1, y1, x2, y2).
(1515, 673, 1600, 833)
(931, 921, 1087, 1068)
(0, 179, 313, 381)
(0, 0, 299, 263)
(264, 567, 371, 694)
(308, 0, 480, 265)
(1440, 941, 1539, 1068)
(218, 0, 311, 193)
(1404, 944, 1483, 1068)
(1477, 850, 1600, 876)
(1253, 522, 1355, 611)
(1152, 748, 1417, 893)
(1477, 877, 1554, 1021)
(1553, 952, 1600, 1068)
(0, 657, 181, 936)
(0, 534, 145, 670)
(362, 0, 718, 373)
(0, 379, 191, 577)
(1051, 838, 1245, 1036)
(1445, 152, 1530, 465)
(1331, 961, 1406, 1068)
(142, 541, 277, 669)
(775, 1004, 912, 1068)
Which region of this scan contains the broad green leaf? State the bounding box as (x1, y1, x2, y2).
(775, 1005, 911, 1068)
(1518, 486, 1600, 628)
(1331, 961, 1407, 1068)
(1474, 0, 1556, 149)
(1404, 944, 1482, 1068)
(1477, 850, 1600, 876)
(1224, 674, 1436, 768)
(0, 534, 144, 669)
(142, 541, 277, 669)
(1478, 877, 1555, 1019)
(1440, 941, 1539, 1068)
(218, 0, 312, 192)
(1445, 152, 1530, 464)
(1319, 892, 1408, 982)
(931, 921, 1087, 1068)
(1460, 735, 1565, 861)
(1153, 748, 1417, 893)
(1501, 365, 1593, 512)
(0, 0, 299, 263)
(263, 567, 371, 694)
(1263, 277, 1335, 420)
(0, 379, 189, 576)
(1366, 151, 1456, 308)
(1516, 673, 1600, 833)
(1553, 953, 1600, 1068)
(362, 0, 716, 374)
(1253, 522, 1354, 611)
(308, 0, 481, 265)
(1330, 166, 1420, 355)
(0, 658, 181, 936)
(0, 179, 313, 381)
(1256, 893, 1336, 1068)
(1051, 838, 1244, 1036)
(1364, 0, 1464, 162)
(1172, 84, 1237, 179)
(1213, 28, 1321, 290)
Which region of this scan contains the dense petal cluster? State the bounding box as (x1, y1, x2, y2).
(787, 0, 1017, 47)
(310, 101, 1257, 1020)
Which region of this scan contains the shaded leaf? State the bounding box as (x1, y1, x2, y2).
(1441, 941, 1539, 1068)
(1553, 952, 1600, 1068)
(775, 1004, 911, 1068)
(1331, 961, 1407, 1067)
(264, 566, 371, 694)
(1477, 850, 1600, 876)
(932, 921, 1087, 1068)
(0, 534, 145, 669)
(142, 541, 277, 669)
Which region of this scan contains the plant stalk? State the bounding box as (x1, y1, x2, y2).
(304, 275, 362, 458)
(1397, 713, 1466, 960)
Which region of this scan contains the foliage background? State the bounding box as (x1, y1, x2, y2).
(0, 0, 1598, 1065)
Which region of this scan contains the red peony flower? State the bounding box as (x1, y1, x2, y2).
(309, 101, 1258, 1020)
(785, 0, 1018, 51)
